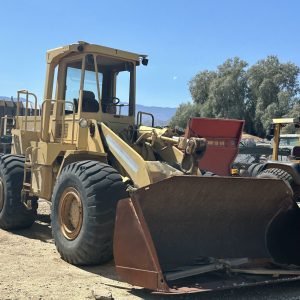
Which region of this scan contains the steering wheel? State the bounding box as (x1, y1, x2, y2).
(102, 97, 130, 114)
(112, 97, 120, 105)
(102, 97, 120, 105)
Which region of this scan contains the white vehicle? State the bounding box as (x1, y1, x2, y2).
(279, 133, 300, 148)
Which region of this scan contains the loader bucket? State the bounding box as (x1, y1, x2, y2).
(114, 176, 300, 293)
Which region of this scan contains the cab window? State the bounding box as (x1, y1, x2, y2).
(82, 54, 100, 113)
(97, 55, 134, 116)
(64, 60, 82, 113)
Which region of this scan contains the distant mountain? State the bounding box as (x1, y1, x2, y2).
(0, 96, 27, 103)
(0, 96, 18, 101)
(0, 96, 177, 126)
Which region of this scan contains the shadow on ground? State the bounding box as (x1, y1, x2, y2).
(12, 213, 52, 243)
(79, 263, 300, 299)
(8, 212, 300, 299)
(127, 280, 300, 300)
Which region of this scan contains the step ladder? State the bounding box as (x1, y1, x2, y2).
(21, 147, 34, 209)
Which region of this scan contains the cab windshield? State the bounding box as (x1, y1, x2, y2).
(63, 54, 135, 116)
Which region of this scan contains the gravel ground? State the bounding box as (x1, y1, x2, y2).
(1, 202, 300, 299)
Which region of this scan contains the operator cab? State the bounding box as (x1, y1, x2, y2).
(61, 52, 135, 118)
(42, 42, 147, 142)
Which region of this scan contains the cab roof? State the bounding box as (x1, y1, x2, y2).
(46, 41, 147, 65)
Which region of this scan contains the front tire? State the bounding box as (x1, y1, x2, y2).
(51, 161, 127, 265)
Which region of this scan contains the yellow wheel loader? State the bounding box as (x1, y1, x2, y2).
(1, 42, 300, 294)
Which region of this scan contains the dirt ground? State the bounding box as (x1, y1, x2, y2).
(1, 203, 300, 300)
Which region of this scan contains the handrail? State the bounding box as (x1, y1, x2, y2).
(17, 90, 39, 131)
(136, 111, 155, 127)
(41, 99, 76, 144)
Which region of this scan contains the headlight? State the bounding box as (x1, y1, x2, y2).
(79, 118, 88, 128)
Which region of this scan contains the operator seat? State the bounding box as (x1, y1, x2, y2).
(82, 90, 99, 112)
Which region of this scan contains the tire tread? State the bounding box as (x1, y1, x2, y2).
(51, 160, 127, 265)
(0, 154, 37, 229)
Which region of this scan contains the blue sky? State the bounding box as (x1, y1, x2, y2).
(0, 0, 299, 108)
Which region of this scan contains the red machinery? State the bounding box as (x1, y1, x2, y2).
(185, 117, 244, 176)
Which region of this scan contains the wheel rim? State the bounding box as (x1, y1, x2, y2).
(59, 187, 83, 240)
(0, 178, 4, 212)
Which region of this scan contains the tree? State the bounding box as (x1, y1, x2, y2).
(169, 102, 199, 128)
(170, 55, 300, 137)
(171, 57, 248, 128)
(207, 57, 248, 120)
(247, 56, 300, 136)
(282, 100, 300, 134)
(189, 71, 216, 104)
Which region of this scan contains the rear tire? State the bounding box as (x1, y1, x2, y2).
(257, 168, 294, 186)
(0, 154, 37, 229)
(51, 160, 128, 265)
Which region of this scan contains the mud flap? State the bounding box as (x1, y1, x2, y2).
(114, 176, 300, 293)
